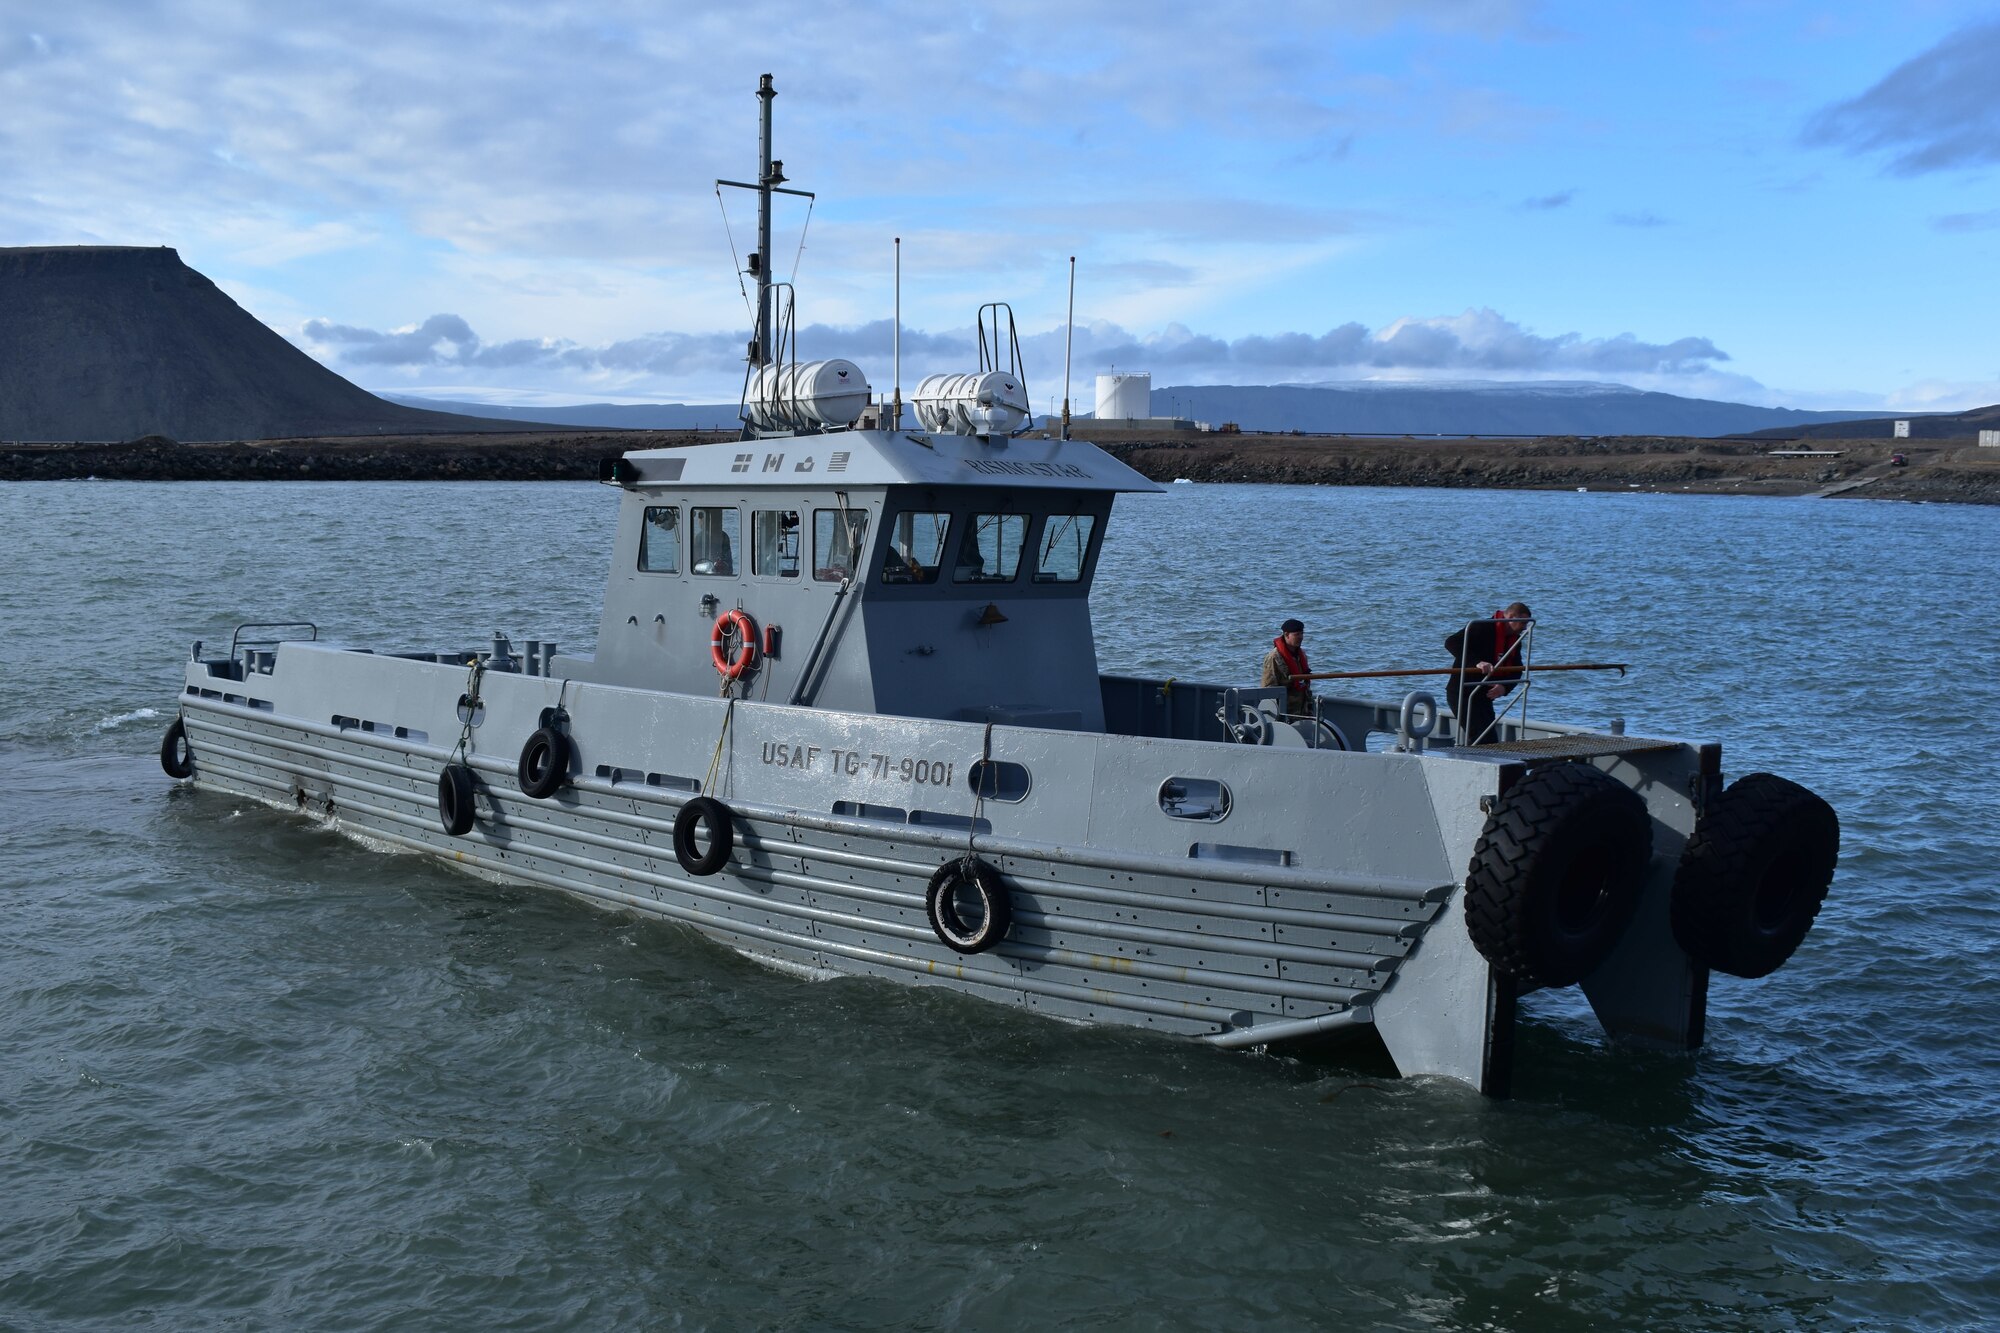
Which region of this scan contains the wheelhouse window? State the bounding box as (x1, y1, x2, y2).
(1034, 512, 1097, 583)
(813, 509, 869, 582)
(952, 513, 1025, 584)
(883, 510, 950, 585)
(752, 509, 800, 578)
(638, 506, 680, 573)
(691, 507, 738, 576)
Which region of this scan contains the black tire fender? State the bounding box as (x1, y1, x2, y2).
(673, 796, 734, 876)
(160, 717, 193, 779)
(438, 763, 477, 836)
(1463, 762, 1653, 988)
(1671, 772, 1837, 979)
(925, 857, 1013, 955)
(517, 726, 571, 799)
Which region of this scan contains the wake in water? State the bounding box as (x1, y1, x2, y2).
(95, 706, 160, 731)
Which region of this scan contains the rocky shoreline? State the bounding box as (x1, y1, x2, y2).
(3, 429, 1995, 504)
(1097, 432, 1999, 505)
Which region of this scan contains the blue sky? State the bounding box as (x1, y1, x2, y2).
(3, 1, 1996, 412)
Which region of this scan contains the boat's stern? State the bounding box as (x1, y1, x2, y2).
(1374, 730, 1836, 1094)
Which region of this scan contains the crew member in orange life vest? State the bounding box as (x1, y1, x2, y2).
(1260, 618, 1314, 717)
(1445, 602, 1533, 745)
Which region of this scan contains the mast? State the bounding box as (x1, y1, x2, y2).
(717, 77, 813, 381)
(755, 73, 777, 369)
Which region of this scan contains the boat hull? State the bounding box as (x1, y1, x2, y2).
(173, 641, 1713, 1094)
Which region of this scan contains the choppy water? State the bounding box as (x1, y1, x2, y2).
(2, 480, 1996, 1330)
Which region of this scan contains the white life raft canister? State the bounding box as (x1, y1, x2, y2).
(912, 370, 1029, 437)
(745, 359, 872, 432)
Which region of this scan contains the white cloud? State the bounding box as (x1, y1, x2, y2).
(305, 304, 1736, 406)
(1882, 376, 2000, 412)
(0, 0, 1536, 269)
(13, 1, 1984, 415)
(1804, 20, 2000, 174)
(210, 219, 381, 267)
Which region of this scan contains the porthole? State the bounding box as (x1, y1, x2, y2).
(1159, 776, 1231, 822)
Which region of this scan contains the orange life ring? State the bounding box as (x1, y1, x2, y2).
(710, 609, 759, 679)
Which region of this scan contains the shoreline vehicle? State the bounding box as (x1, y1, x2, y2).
(159, 78, 1838, 1096)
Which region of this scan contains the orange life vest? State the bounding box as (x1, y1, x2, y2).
(1273, 635, 1310, 685)
(1489, 611, 1523, 681)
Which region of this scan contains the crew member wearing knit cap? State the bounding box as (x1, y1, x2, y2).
(1260, 618, 1313, 718)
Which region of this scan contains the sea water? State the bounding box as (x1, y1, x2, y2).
(1, 480, 1996, 1329)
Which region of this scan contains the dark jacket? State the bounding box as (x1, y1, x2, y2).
(1445, 617, 1525, 694)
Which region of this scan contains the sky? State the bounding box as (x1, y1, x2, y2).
(3, 1, 1997, 413)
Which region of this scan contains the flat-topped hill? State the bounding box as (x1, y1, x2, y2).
(0, 246, 557, 442)
(1751, 401, 2000, 441)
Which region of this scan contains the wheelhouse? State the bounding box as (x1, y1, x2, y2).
(574, 431, 1159, 729)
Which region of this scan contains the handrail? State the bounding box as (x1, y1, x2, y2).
(1297, 661, 1626, 682)
(1444, 617, 1535, 745)
(230, 622, 317, 657)
(977, 301, 1034, 438)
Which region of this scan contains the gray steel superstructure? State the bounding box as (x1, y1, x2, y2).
(159, 80, 1837, 1095)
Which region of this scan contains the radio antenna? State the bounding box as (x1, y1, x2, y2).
(892, 237, 903, 431)
(1061, 256, 1076, 441)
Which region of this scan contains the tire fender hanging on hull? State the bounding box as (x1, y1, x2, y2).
(925, 857, 1013, 955)
(438, 764, 477, 836)
(1671, 772, 1837, 979)
(160, 717, 193, 779)
(1463, 761, 1653, 989)
(673, 796, 735, 876)
(517, 727, 572, 800)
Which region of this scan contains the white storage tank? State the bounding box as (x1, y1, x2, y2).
(745, 359, 872, 433)
(1096, 372, 1150, 422)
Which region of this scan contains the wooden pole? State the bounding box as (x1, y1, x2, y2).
(1296, 662, 1628, 683)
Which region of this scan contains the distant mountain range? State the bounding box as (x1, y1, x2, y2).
(1141, 381, 1896, 438)
(381, 396, 742, 430)
(388, 380, 1911, 439)
(10, 246, 1974, 445)
(0, 246, 562, 442)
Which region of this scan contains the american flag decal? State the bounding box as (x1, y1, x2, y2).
(828, 451, 850, 473)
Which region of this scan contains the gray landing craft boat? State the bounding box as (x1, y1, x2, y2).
(158, 77, 1838, 1095)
